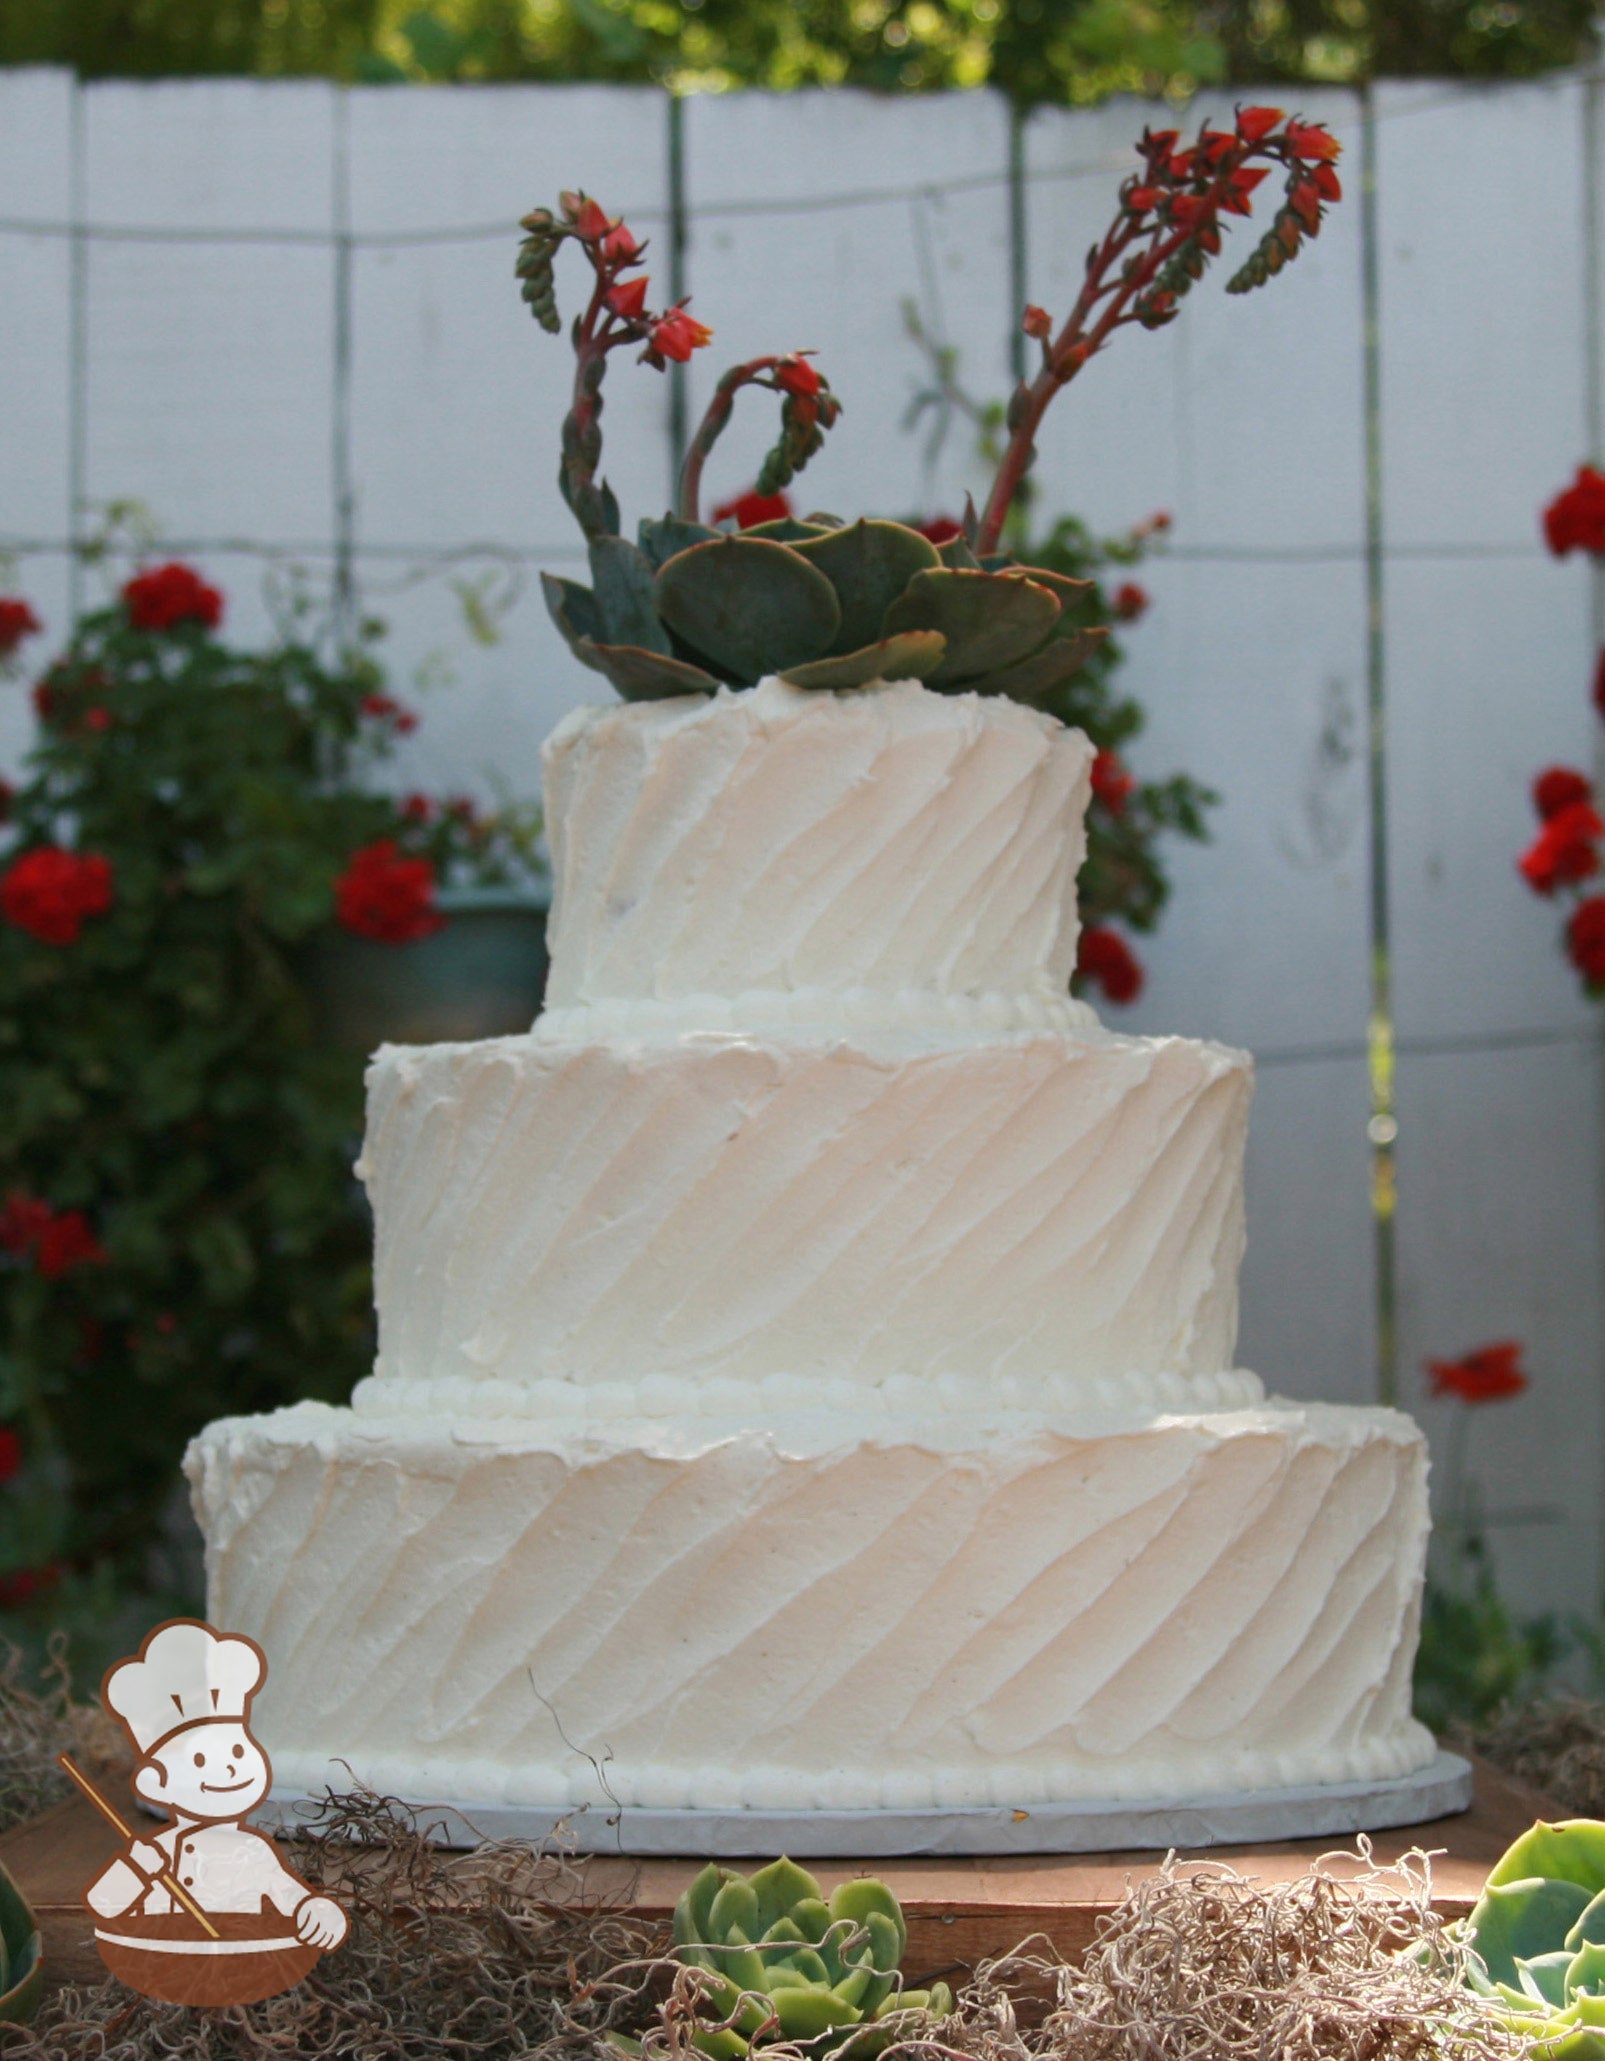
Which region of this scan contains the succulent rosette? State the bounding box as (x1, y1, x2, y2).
(666, 1857, 952, 2058)
(1455, 1820, 1605, 2055)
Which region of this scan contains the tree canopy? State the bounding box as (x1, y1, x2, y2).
(0, 0, 1594, 95)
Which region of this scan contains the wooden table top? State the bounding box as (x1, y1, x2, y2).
(1, 1755, 1557, 1998)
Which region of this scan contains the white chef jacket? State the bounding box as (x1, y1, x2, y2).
(87, 1821, 309, 1920)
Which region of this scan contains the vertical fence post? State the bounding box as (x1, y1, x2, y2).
(666, 89, 689, 502)
(331, 86, 356, 652)
(1359, 80, 1398, 1410)
(67, 74, 88, 620)
(1007, 98, 1028, 387)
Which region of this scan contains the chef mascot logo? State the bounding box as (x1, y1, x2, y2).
(66, 1618, 348, 2007)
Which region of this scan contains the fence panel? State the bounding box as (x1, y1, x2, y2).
(1378, 78, 1605, 1621)
(0, 68, 76, 763)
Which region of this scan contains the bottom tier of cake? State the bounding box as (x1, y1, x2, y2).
(184, 1399, 1435, 1816)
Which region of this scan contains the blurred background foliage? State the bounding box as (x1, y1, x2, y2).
(0, 0, 1594, 99)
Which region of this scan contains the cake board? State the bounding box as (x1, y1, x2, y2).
(255, 1750, 1473, 1856)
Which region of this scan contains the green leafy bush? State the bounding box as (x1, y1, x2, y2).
(0, 567, 521, 1627)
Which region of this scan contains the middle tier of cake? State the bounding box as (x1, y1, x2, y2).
(360, 1020, 1254, 1417)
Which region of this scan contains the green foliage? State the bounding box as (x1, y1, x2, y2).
(1413, 1533, 1563, 1735)
(6, 0, 1590, 94)
(0, 600, 409, 1604)
(1453, 1818, 1605, 2056)
(544, 513, 1108, 708)
(667, 1858, 953, 2058)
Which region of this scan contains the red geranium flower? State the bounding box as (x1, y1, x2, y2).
(1518, 799, 1603, 894)
(1425, 1340, 1527, 1405)
(1543, 465, 1605, 557)
(648, 306, 713, 363)
(1077, 924, 1144, 1005)
(1113, 582, 1149, 622)
(916, 517, 964, 546)
(0, 1193, 51, 1253)
(36, 1209, 106, 1280)
(0, 1429, 20, 1484)
(123, 561, 223, 632)
(0, 847, 115, 945)
(1090, 750, 1136, 814)
(711, 490, 793, 531)
(0, 597, 42, 659)
(334, 840, 442, 945)
(1568, 895, 1605, 985)
(1534, 766, 1594, 820)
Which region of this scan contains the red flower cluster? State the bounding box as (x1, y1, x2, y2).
(0, 846, 114, 945)
(0, 1192, 107, 1279)
(1518, 794, 1603, 894)
(1112, 582, 1149, 622)
(711, 489, 793, 530)
(1077, 924, 1144, 1005)
(123, 561, 224, 633)
(0, 597, 41, 660)
(1090, 750, 1136, 815)
(1568, 896, 1605, 986)
(1543, 465, 1605, 557)
(1425, 1340, 1527, 1405)
(334, 840, 442, 945)
(360, 692, 419, 736)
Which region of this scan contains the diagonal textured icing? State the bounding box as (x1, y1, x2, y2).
(541, 678, 1094, 1010)
(187, 1400, 1435, 1813)
(359, 1025, 1252, 1404)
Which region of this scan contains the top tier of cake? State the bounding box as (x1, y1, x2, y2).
(540, 677, 1095, 1036)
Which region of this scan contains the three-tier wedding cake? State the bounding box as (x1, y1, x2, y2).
(187, 676, 1438, 1840)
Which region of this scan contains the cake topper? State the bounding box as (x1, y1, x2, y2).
(61, 1617, 347, 2006)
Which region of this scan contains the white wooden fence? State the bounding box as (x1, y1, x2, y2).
(2, 66, 1602, 1626)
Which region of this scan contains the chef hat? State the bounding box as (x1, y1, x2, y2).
(103, 1619, 265, 1757)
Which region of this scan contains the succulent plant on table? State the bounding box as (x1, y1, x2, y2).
(1451, 1818, 1605, 2056)
(656, 1857, 952, 2058)
(516, 113, 1343, 707)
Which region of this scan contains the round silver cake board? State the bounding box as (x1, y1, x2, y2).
(258, 1749, 1473, 1856)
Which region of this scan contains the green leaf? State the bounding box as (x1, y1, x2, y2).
(1518, 1951, 1576, 2006)
(748, 1856, 823, 1932)
(778, 631, 946, 692)
(880, 568, 1061, 687)
(674, 1863, 728, 1947)
(769, 1987, 859, 2040)
(1489, 1825, 1605, 1898)
(948, 628, 1106, 704)
(654, 536, 840, 683)
(708, 1879, 763, 1943)
(1571, 1944, 1605, 2000)
(574, 638, 721, 703)
(1569, 1890, 1605, 1953)
(937, 533, 981, 570)
(1467, 1877, 1594, 1988)
(828, 1879, 906, 1965)
(740, 518, 837, 544)
(541, 572, 605, 658)
(793, 519, 940, 655)
(1003, 564, 1096, 626)
(638, 514, 722, 570)
(588, 536, 671, 653)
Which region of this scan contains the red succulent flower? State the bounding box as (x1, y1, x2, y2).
(1077, 924, 1144, 1005)
(572, 196, 613, 241)
(601, 222, 640, 263)
(648, 306, 713, 363)
(1112, 581, 1149, 622)
(360, 692, 419, 735)
(1534, 766, 1594, 821)
(1543, 465, 1605, 557)
(774, 355, 823, 398)
(1284, 120, 1341, 163)
(1425, 1340, 1527, 1405)
(1090, 750, 1136, 815)
(1568, 895, 1605, 986)
(606, 275, 649, 321)
(1518, 799, 1603, 894)
(1235, 105, 1285, 143)
(0, 847, 114, 945)
(36, 1209, 107, 1280)
(711, 490, 793, 530)
(1022, 305, 1052, 340)
(0, 597, 42, 659)
(123, 561, 223, 632)
(334, 840, 442, 945)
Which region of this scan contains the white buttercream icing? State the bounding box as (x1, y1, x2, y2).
(186, 1399, 1435, 1813)
(541, 677, 1094, 1012)
(360, 1025, 1251, 1404)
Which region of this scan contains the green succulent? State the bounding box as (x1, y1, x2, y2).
(1453, 1820, 1605, 2056)
(666, 1857, 953, 2058)
(542, 515, 1106, 707)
